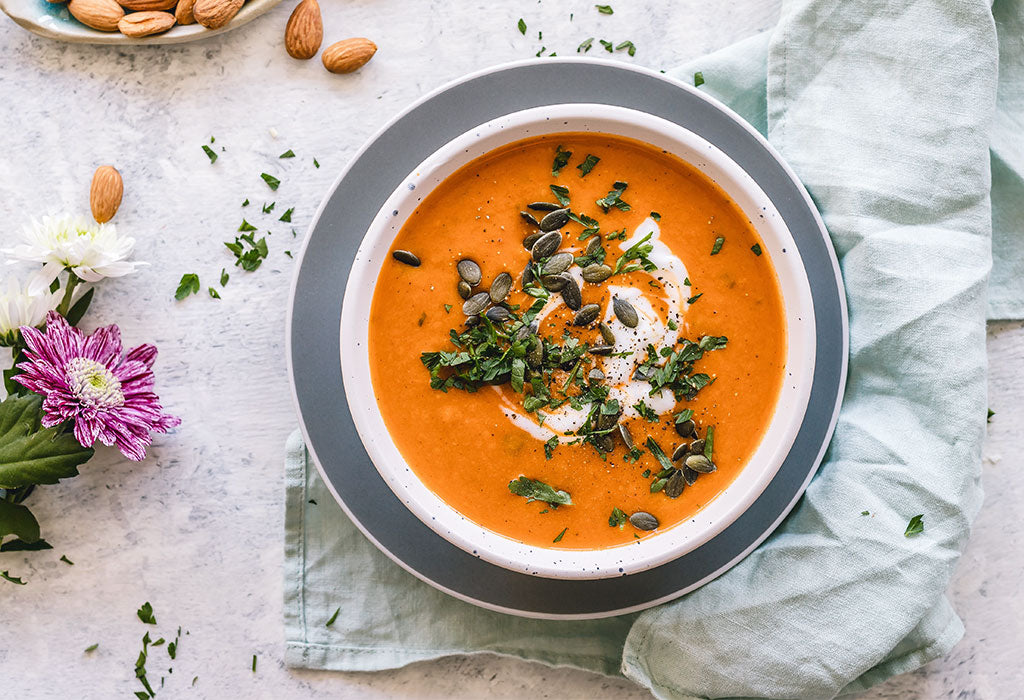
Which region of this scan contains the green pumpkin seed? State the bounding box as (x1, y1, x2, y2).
(573, 303, 600, 326)
(671, 443, 689, 461)
(689, 438, 705, 455)
(465, 315, 480, 327)
(539, 208, 570, 231)
(514, 322, 537, 343)
(682, 466, 699, 486)
(612, 297, 639, 328)
(560, 277, 582, 311)
(675, 419, 697, 438)
(585, 236, 603, 256)
(582, 264, 612, 283)
(392, 250, 421, 267)
(527, 201, 561, 211)
(596, 409, 621, 431)
(457, 280, 472, 300)
(588, 344, 614, 356)
(522, 264, 535, 286)
(664, 471, 685, 498)
(457, 259, 482, 285)
(541, 273, 570, 291)
(520, 211, 540, 227)
(526, 337, 544, 367)
(523, 231, 543, 251)
(596, 433, 615, 453)
(542, 252, 574, 276)
(462, 291, 490, 316)
(629, 512, 659, 531)
(618, 423, 634, 450)
(489, 272, 513, 303)
(532, 230, 562, 261)
(485, 305, 511, 323)
(598, 322, 615, 345)
(588, 368, 605, 383)
(685, 454, 716, 473)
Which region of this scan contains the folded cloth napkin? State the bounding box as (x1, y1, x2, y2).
(284, 0, 1023, 697)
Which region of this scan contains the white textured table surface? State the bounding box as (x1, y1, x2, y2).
(1, 1, 1020, 698)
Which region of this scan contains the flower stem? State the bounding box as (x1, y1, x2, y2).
(56, 272, 80, 317)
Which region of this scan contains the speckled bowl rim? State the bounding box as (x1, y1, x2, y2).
(0, 0, 280, 45)
(339, 103, 817, 580)
(288, 58, 848, 619)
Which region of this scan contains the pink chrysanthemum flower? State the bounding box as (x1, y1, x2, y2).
(14, 311, 180, 461)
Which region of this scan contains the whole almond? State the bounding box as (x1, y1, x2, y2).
(192, 0, 243, 29)
(321, 38, 377, 74)
(68, 0, 124, 31)
(284, 0, 322, 60)
(90, 166, 123, 224)
(174, 0, 196, 24)
(118, 10, 175, 36)
(118, 0, 175, 9)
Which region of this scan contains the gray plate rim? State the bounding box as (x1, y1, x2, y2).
(286, 57, 849, 620)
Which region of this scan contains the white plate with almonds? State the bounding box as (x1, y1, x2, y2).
(0, 0, 280, 43)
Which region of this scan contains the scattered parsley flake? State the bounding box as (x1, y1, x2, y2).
(517, 18, 526, 34)
(509, 476, 572, 506)
(313, 158, 320, 168)
(202, 145, 217, 164)
(84, 643, 98, 652)
(279, 207, 294, 222)
(174, 274, 200, 301)
(279, 149, 295, 159)
(284, 250, 293, 258)
(694, 71, 705, 87)
(577, 154, 600, 177)
(704, 425, 715, 460)
(550, 184, 570, 206)
(633, 400, 658, 422)
(904, 514, 925, 537)
(650, 211, 661, 221)
(242, 198, 249, 207)
(60, 554, 74, 565)
(686, 292, 703, 304)
(609, 507, 628, 528)
(578, 37, 594, 53)
(711, 236, 725, 255)
(326, 607, 341, 627)
(444, 303, 452, 313)
(1, 570, 26, 585)
(260, 173, 281, 191)
(599, 39, 614, 52)
(596, 180, 630, 212)
(553, 527, 568, 543)
(238, 219, 257, 232)
(208, 287, 221, 299)
(861, 510, 870, 516)
(543, 436, 559, 460)
(615, 40, 636, 56)
(595, 4, 613, 14)
(751, 243, 762, 256)
(536, 46, 546, 57)
(262, 202, 275, 214)
(667, 318, 678, 330)
(674, 408, 694, 424)
(137, 602, 157, 625)
(552, 145, 572, 176)
(220, 269, 229, 286)
(987, 408, 995, 423)
(252, 654, 257, 672)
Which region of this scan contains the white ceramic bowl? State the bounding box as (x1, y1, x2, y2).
(0, 0, 280, 44)
(341, 103, 816, 580)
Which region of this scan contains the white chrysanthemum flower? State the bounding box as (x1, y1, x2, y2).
(0, 276, 62, 346)
(2, 215, 146, 294)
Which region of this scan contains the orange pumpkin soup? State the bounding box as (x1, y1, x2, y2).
(367, 132, 786, 550)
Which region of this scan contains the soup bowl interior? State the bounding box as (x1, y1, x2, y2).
(340, 103, 816, 580)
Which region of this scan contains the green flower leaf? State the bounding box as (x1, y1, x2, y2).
(0, 499, 41, 542)
(0, 393, 94, 489)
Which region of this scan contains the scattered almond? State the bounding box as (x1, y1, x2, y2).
(68, 0, 124, 31)
(90, 166, 124, 224)
(284, 0, 322, 60)
(174, 0, 196, 24)
(118, 10, 176, 36)
(119, 0, 175, 9)
(321, 38, 377, 74)
(192, 0, 243, 29)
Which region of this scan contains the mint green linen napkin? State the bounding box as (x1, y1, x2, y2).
(285, 1, 1022, 697)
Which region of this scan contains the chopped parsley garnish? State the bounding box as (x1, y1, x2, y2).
(84, 643, 98, 652)
(577, 154, 600, 177)
(220, 269, 230, 286)
(260, 173, 281, 191)
(443, 304, 453, 313)
(536, 47, 546, 57)
(544, 436, 558, 459)
(686, 292, 703, 304)
(595, 4, 613, 14)
(508, 476, 572, 507)
(517, 17, 526, 34)
(174, 274, 200, 301)
(225, 232, 269, 271)
(704, 425, 715, 459)
(609, 507, 628, 528)
(596, 180, 630, 212)
(279, 149, 295, 159)
(569, 211, 600, 239)
(674, 408, 694, 423)
(202, 145, 217, 164)
(667, 318, 678, 330)
(612, 231, 655, 275)
(208, 287, 221, 299)
(578, 37, 594, 53)
(242, 198, 250, 207)
(313, 158, 320, 168)
(650, 211, 661, 221)
(553, 527, 568, 543)
(262, 201, 275, 214)
(645, 437, 675, 472)
(552, 145, 572, 176)
(326, 607, 340, 627)
(751, 243, 762, 256)
(711, 236, 725, 255)
(238, 219, 257, 232)
(861, 510, 870, 516)
(279, 207, 294, 222)
(599, 39, 614, 52)
(615, 40, 636, 56)
(694, 71, 705, 87)
(987, 408, 995, 423)
(137, 602, 157, 625)
(633, 400, 658, 422)
(904, 514, 925, 537)
(60, 554, 74, 565)
(135, 631, 156, 698)
(550, 184, 570, 206)
(1, 570, 26, 585)
(252, 654, 257, 672)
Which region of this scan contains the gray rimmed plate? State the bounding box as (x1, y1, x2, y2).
(287, 58, 848, 619)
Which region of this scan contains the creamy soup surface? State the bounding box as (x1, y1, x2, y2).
(367, 133, 786, 549)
